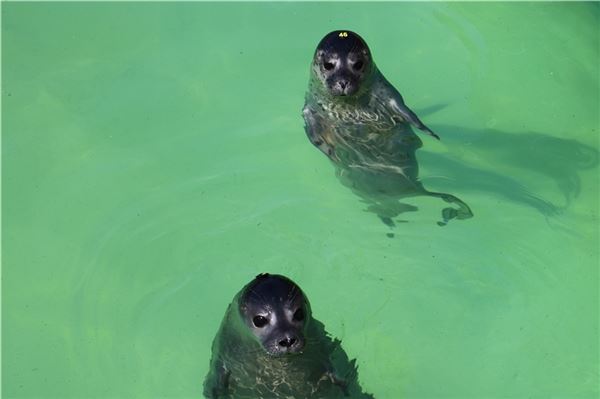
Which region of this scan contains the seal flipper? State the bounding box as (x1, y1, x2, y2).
(374, 73, 440, 140)
(325, 370, 350, 397)
(204, 360, 230, 399)
(389, 98, 440, 140)
(324, 360, 375, 399)
(423, 190, 473, 226)
(303, 106, 338, 160)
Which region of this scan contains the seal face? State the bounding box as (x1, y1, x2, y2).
(238, 273, 309, 356)
(312, 31, 373, 97)
(303, 30, 473, 226)
(203, 273, 374, 399)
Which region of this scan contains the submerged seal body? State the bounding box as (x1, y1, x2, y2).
(302, 30, 472, 226)
(203, 273, 373, 399)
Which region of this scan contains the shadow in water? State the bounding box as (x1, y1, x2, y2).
(426, 124, 599, 211)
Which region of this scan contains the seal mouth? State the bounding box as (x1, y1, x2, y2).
(329, 85, 358, 97)
(267, 348, 304, 357)
(325, 75, 357, 97)
(265, 338, 305, 356)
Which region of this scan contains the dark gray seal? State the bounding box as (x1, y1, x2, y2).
(203, 273, 374, 398)
(302, 30, 473, 227)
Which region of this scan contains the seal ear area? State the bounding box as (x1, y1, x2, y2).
(292, 307, 305, 322)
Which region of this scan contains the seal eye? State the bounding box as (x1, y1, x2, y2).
(253, 315, 269, 328)
(293, 308, 304, 322)
(323, 62, 335, 71)
(353, 60, 364, 71)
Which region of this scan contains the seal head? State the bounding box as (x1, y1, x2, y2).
(239, 273, 310, 356)
(312, 30, 373, 97)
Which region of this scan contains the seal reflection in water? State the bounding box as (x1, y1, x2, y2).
(204, 273, 374, 399)
(302, 30, 473, 226)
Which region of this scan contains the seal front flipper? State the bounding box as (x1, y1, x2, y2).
(321, 361, 375, 399)
(214, 362, 231, 398)
(389, 97, 440, 140)
(373, 75, 440, 140)
(204, 360, 230, 399)
(324, 370, 350, 397)
(302, 106, 338, 160)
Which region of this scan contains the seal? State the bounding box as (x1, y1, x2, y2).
(203, 273, 374, 399)
(302, 30, 473, 226)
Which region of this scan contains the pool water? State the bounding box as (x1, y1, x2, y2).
(3, 2, 598, 398)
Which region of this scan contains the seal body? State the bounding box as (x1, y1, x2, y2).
(203, 273, 373, 399)
(302, 30, 472, 226)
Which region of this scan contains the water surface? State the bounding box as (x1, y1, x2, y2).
(3, 2, 598, 398)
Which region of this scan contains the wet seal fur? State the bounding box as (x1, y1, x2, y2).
(204, 273, 373, 398)
(302, 30, 473, 226)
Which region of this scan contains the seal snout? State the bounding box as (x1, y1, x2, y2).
(279, 336, 297, 348)
(336, 79, 350, 96)
(276, 333, 304, 355)
(329, 76, 357, 96)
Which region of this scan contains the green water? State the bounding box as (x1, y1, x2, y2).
(3, 2, 598, 398)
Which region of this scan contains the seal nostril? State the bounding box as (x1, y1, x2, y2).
(279, 337, 297, 348)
